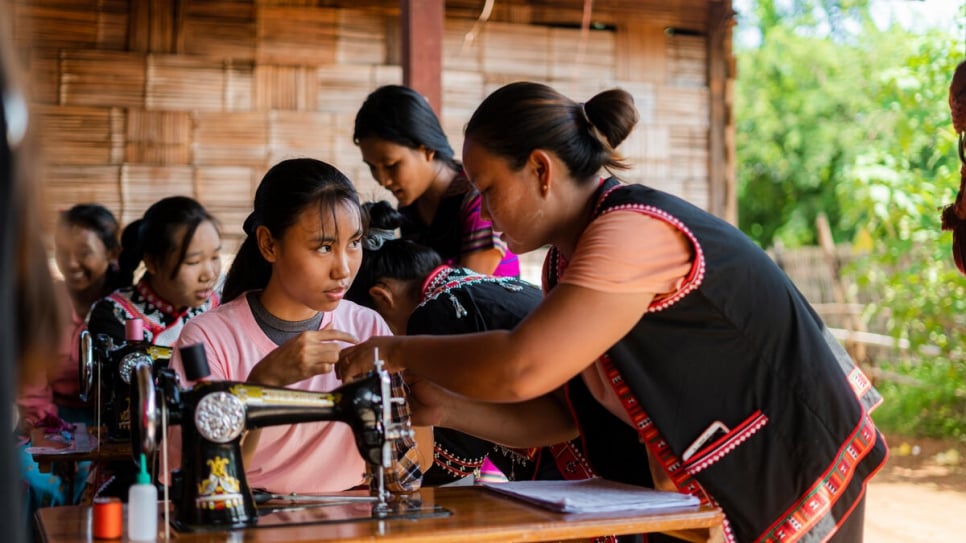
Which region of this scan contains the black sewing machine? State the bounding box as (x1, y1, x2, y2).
(78, 319, 171, 442)
(134, 343, 435, 532)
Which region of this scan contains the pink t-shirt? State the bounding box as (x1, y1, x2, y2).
(554, 211, 693, 426)
(165, 293, 393, 494)
(17, 283, 87, 428)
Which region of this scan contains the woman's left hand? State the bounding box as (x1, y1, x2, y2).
(337, 335, 403, 382)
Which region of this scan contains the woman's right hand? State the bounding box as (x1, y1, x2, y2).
(246, 326, 359, 387)
(405, 374, 456, 428)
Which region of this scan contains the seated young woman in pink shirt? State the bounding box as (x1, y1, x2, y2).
(18, 204, 121, 512)
(165, 158, 423, 495)
(18, 204, 122, 432)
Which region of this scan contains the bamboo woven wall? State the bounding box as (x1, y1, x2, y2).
(13, 0, 730, 253)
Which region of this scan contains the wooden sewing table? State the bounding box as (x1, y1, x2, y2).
(35, 486, 724, 543)
(29, 425, 132, 503)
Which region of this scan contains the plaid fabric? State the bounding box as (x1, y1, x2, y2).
(370, 372, 423, 494)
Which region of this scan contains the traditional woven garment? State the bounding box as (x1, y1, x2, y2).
(87, 277, 220, 347)
(553, 178, 888, 543)
(399, 170, 519, 277)
(410, 265, 590, 486)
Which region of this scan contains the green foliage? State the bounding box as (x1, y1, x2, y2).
(838, 30, 966, 440)
(737, 1, 966, 439)
(872, 357, 966, 440)
(735, 7, 880, 247)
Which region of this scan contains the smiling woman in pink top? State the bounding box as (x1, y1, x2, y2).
(18, 204, 122, 513)
(166, 158, 423, 495)
(18, 204, 122, 431)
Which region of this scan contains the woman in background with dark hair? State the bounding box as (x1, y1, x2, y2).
(354, 85, 518, 277)
(87, 195, 222, 346)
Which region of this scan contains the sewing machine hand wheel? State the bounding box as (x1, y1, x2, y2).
(78, 330, 95, 402)
(133, 362, 158, 456)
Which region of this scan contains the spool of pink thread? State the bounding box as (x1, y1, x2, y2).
(125, 318, 144, 342)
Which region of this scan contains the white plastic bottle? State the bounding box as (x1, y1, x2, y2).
(127, 453, 158, 541)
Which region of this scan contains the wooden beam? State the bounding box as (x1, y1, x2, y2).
(401, 0, 443, 114)
(707, 0, 736, 223)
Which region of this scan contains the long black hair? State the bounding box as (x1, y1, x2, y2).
(353, 85, 459, 171)
(117, 196, 219, 287)
(222, 158, 363, 303)
(345, 200, 441, 309)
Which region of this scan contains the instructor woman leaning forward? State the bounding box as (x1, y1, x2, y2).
(338, 82, 887, 543)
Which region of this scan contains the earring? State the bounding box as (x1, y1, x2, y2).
(542, 184, 549, 194)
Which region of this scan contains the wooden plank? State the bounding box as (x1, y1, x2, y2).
(253, 65, 316, 111)
(194, 166, 256, 208)
(315, 65, 379, 114)
(224, 60, 254, 112)
(44, 165, 123, 216)
(480, 22, 550, 79)
(194, 167, 255, 254)
(336, 8, 389, 65)
(125, 110, 191, 164)
(616, 17, 666, 83)
(97, 9, 129, 50)
(12, 5, 99, 49)
(256, 6, 338, 65)
(60, 51, 146, 108)
(192, 111, 268, 167)
(707, 0, 736, 223)
(668, 33, 707, 88)
(267, 110, 337, 166)
(119, 164, 195, 224)
(549, 26, 615, 81)
(654, 86, 709, 128)
(25, 51, 60, 105)
(127, 0, 177, 53)
(180, 4, 256, 59)
(146, 54, 227, 111)
(443, 19, 482, 73)
(33, 105, 121, 165)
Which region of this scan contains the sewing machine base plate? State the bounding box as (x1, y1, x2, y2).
(173, 500, 451, 532)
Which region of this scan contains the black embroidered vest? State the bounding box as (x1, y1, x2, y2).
(554, 178, 888, 543)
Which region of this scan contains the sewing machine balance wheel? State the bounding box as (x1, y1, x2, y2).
(78, 330, 95, 403)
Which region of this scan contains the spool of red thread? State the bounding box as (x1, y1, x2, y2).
(92, 497, 123, 539)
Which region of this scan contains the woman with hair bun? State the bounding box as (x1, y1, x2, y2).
(340, 82, 888, 543)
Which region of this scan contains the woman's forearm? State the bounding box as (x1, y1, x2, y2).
(437, 393, 577, 449)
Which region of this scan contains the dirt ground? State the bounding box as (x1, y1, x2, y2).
(864, 435, 966, 542)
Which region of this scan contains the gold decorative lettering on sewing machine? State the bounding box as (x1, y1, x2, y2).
(135, 344, 429, 532)
(196, 455, 244, 511)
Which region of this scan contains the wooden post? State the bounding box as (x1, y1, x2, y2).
(708, 0, 736, 224)
(401, 0, 443, 115)
(816, 213, 869, 369)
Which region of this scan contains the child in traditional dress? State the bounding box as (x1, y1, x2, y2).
(87, 196, 222, 346)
